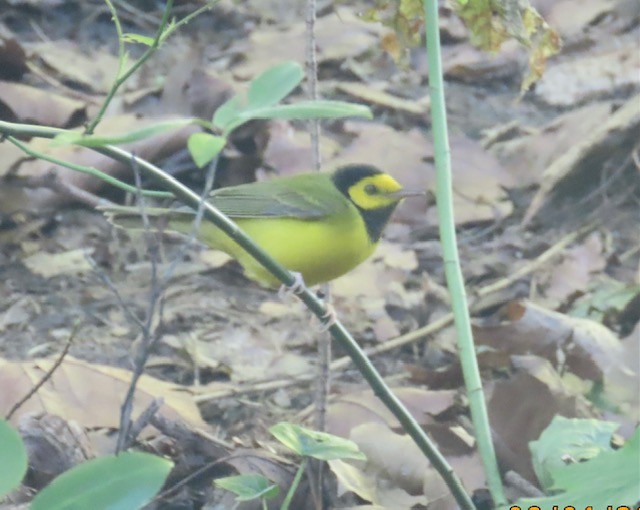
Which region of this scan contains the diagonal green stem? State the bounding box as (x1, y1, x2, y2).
(423, 0, 507, 506)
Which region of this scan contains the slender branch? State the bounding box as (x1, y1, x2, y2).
(306, 0, 328, 506)
(86, 0, 220, 134)
(0, 118, 473, 509)
(5, 322, 78, 420)
(5, 135, 172, 198)
(423, 0, 504, 507)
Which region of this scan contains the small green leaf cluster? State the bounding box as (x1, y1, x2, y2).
(216, 422, 366, 510)
(193, 61, 372, 168)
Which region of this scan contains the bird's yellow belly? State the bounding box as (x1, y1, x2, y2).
(209, 213, 375, 287)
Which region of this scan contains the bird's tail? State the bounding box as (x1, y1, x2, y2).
(98, 204, 195, 235)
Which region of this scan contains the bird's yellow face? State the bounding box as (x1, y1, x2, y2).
(346, 173, 407, 210)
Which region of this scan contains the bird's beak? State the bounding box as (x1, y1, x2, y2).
(386, 189, 426, 200)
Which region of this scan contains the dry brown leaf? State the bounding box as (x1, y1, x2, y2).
(332, 80, 430, 116)
(524, 95, 640, 223)
(488, 101, 614, 186)
(0, 81, 87, 127)
(26, 40, 123, 93)
(534, 44, 640, 106)
(473, 300, 624, 381)
(0, 37, 29, 80)
(262, 120, 341, 177)
(487, 354, 595, 482)
(232, 8, 381, 78)
(543, 232, 607, 305)
(324, 387, 457, 439)
(0, 356, 206, 429)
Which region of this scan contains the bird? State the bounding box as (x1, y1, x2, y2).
(101, 164, 423, 287)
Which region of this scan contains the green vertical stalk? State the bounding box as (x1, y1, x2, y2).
(422, 0, 507, 506)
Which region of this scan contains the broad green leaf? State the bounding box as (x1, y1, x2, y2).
(222, 100, 373, 135)
(215, 474, 279, 502)
(530, 416, 619, 489)
(270, 422, 366, 461)
(52, 119, 195, 148)
(244, 101, 372, 122)
(122, 33, 155, 46)
(247, 61, 304, 109)
(212, 95, 243, 131)
(512, 427, 640, 509)
(187, 132, 226, 168)
(0, 420, 28, 499)
(31, 451, 173, 510)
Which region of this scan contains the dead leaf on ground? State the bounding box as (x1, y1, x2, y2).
(473, 299, 624, 381)
(487, 354, 596, 483)
(545, 0, 619, 37)
(443, 40, 522, 84)
(534, 44, 640, 106)
(542, 231, 608, 307)
(0, 355, 206, 430)
(329, 80, 430, 117)
(261, 120, 341, 177)
(26, 40, 124, 94)
(488, 101, 614, 186)
(323, 387, 457, 439)
(231, 8, 382, 78)
(0, 37, 28, 80)
(0, 81, 87, 127)
(524, 94, 640, 224)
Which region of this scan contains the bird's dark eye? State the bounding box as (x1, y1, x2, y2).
(364, 183, 378, 195)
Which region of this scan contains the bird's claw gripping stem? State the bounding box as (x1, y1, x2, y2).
(278, 271, 306, 301)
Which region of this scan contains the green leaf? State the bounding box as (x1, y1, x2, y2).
(513, 427, 640, 509)
(212, 95, 244, 131)
(222, 100, 373, 136)
(187, 132, 226, 168)
(215, 474, 279, 502)
(31, 451, 173, 510)
(243, 100, 373, 122)
(0, 419, 28, 499)
(52, 118, 195, 148)
(530, 416, 619, 489)
(270, 422, 366, 461)
(122, 33, 155, 46)
(247, 61, 304, 109)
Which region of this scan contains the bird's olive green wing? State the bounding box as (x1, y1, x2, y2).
(186, 173, 349, 219)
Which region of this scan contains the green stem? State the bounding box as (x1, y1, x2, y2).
(5, 135, 172, 198)
(0, 118, 473, 510)
(423, 0, 507, 506)
(281, 457, 307, 510)
(86, 0, 218, 134)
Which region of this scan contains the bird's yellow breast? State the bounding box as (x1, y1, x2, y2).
(203, 203, 375, 287)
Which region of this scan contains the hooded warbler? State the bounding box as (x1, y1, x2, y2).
(102, 165, 422, 287)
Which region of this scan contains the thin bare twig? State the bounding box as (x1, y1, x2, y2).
(6, 322, 79, 420)
(306, 1, 327, 506)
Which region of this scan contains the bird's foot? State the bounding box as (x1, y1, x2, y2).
(318, 304, 338, 332)
(278, 271, 306, 302)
